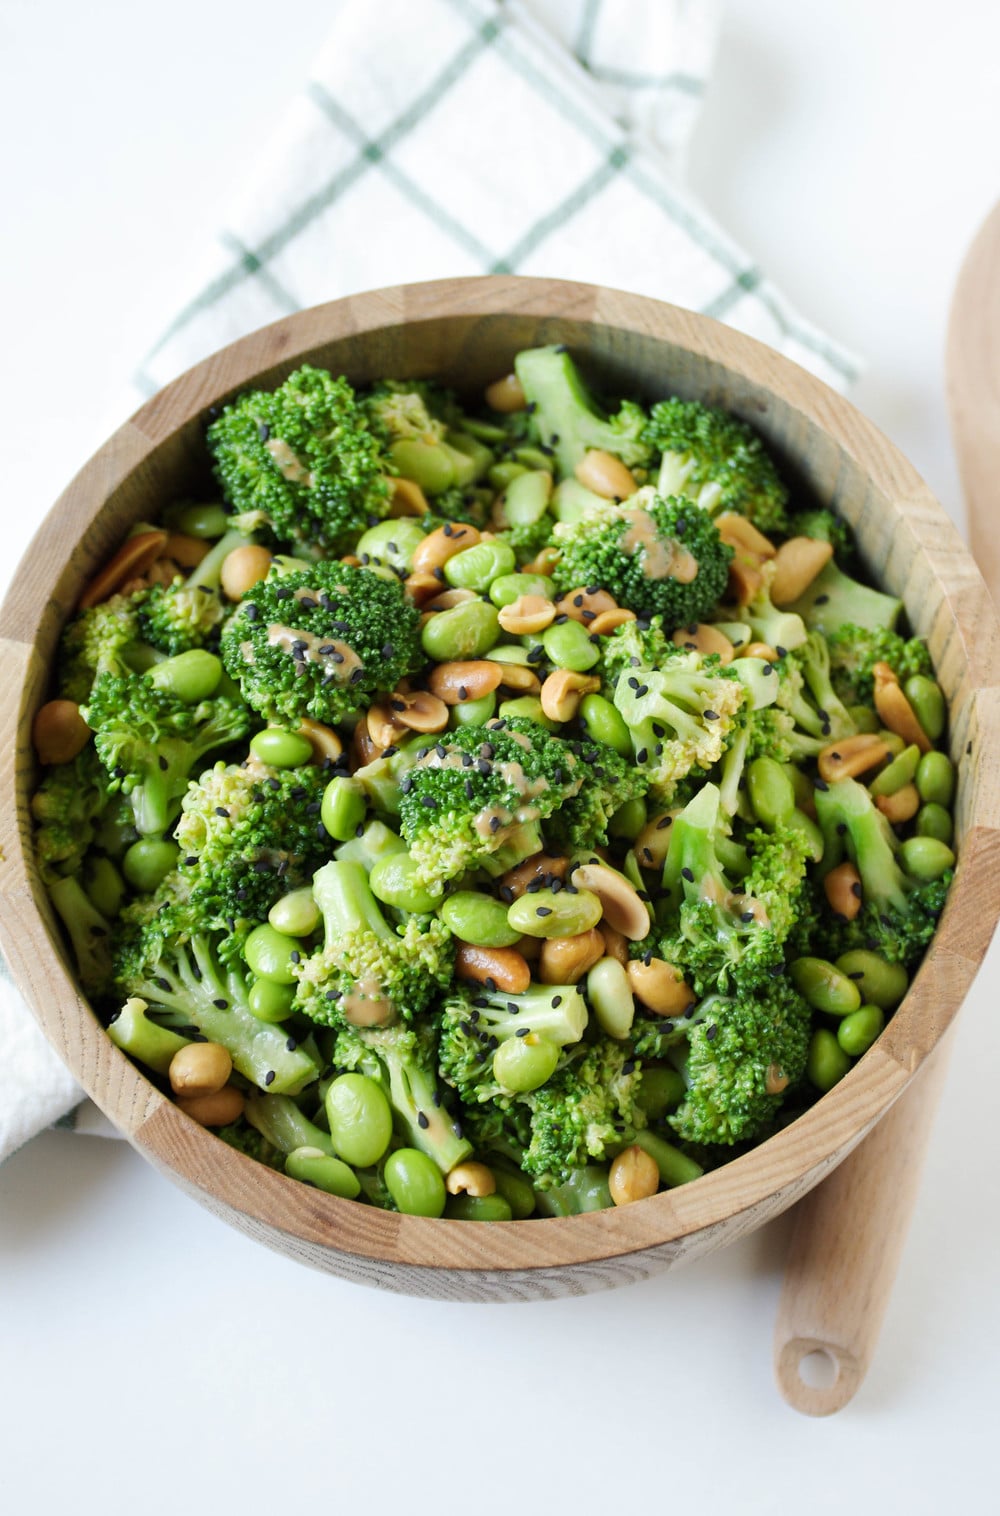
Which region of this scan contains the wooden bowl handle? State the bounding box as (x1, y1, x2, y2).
(773, 1031, 954, 1414)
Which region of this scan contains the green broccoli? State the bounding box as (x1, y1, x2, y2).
(642, 397, 790, 534)
(57, 589, 151, 704)
(174, 759, 332, 927)
(827, 624, 933, 706)
(396, 718, 587, 892)
(31, 746, 113, 884)
(293, 859, 454, 1028)
(783, 630, 857, 740)
(666, 982, 812, 1146)
(513, 345, 653, 475)
(552, 491, 732, 626)
(206, 364, 391, 556)
(813, 777, 953, 965)
(786, 559, 902, 637)
(220, 561, 421, 728)
(82, 671, 250, 837)
(333, 1019, 473, 1174)
(138, 579, 228, 658)
(545, 736, 649, 851)
(112, 910, 319, 1094)
(519, 1037, 647, 1189)
(438, 983, 589, 1106)
(788, 507, 855, 564)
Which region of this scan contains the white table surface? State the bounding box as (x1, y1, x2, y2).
(2, 2, 999, 1510)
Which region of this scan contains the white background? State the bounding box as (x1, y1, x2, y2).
(2, 2, 999, 1510)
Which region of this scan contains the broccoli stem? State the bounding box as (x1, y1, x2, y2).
(814, 778, 909, 913)
(185, 528, 252, 590)
(313, 860, 398, 951)
(107, 996, 190, 1073)
(244, 1093, 335, 1155)
(48, 874, 112, 993)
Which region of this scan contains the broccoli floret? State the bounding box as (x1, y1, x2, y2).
(789, 508, 855, 564)
(113, 911, 318, 1093)
(220, 561, 421, 728)
(600, 615, 676, 689)
(138, 579, 227, 657)
(215, 1120, 285, 1169)
(784, 631, 857, 740)
(396, 718, 588, 892)
(519, 1038, 647, 1189)
(609, 648, 747, 803)
(552, 491, 731, 626)
(31, 746, 112, 884)
(813, 777, 953, 965)
(174, 759, 332, 927)
(513, 346, 654, 475)
(57, 589, 151, 704)
(438, 983, 589, 1106)
(48, 874, 114, 994)
(642, 397, 790, 534)
(362, 380, 452, 444)
(333, 1020, 473, 1174)
(82, 671, 250, 837)
(827, 624, 933, 706)
(545, 736, 649, 851)
(206, 364, 390, 556)
(666, 982, 812, 1146)
(293, 859, 453, 1028)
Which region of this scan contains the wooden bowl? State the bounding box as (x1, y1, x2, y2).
(3, 276, 998, 1299)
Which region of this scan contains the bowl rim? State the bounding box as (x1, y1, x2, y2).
(3, 273, 999, 1275)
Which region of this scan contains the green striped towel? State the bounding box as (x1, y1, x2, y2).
(1, 0, 858, 1162)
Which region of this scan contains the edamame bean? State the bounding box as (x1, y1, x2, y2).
(870, 743, 921, 797)
(633, 1129, 704, 1187)
(790, 957, 862, 1016)
(439, 891, 523, 947)
(497, 695, 558, 731)
(421, 600, 500, 661)
(916, 802, 953, 844)
(490, 1165, 537, 1219)
(444, 540, 516, 592)
(493, 1034, 560, 1093)
(445, 1193, 514, 1221)
(542, 617, 601, 672)
(489, 572, 556, 609)
(837, 1004, 885, 1057)
(905, 675, 946, 740)
(787, 765, 815, 814)
(578, 693, 632, 757)
(586, 957, 635, 1040)
(879, 730, 906, 758)
(834, 950, 908, 1009)
(325, 1073, 393, 1169)
(285, 1147, 361, 1199)
(123, 838, 179, 893)
(368, 852, 440, 914)
(488, 461, 528, 491)
(502, 470, 552, 531)
(83, 855, 126, 919)
(747, 756, 796, 828)
(609, 796, 647, 840)
(321, 775, 367, 842)
(448, 432, 494, 480)
(451, 690, 497, 727)
(388, 439, 457, 495)
(507, 886, 603, 939)
(248, 977, 296, 1023)
(355, 518, 426, 574)
(268, 888, 320, 937)
(486, 643, 533, 666)
(638, 1066, 686, 1120)
(145, 648, 222, 702)
(848, 704, 881, 734)
(807, 1028, 851, 1091)
(383, 1147, 447, 1217)
(916, 750, 956, 807)
(244, 923, 301, 984)
(513, 444, 554, 470)
(898, 836, 955, 881)
(170, 502, 230, 539)
(250, 727, 315, 769)
(534, 1165, 612, 1216)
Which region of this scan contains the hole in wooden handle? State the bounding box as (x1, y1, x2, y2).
(775, 1336, 864, 1417)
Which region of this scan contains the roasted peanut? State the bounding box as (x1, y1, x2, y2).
(495, 662, 542, 695)
(446, 1161, 497, 1197)
(145, 556, 183, 588)
(424, 588, 478, 612)
(296, 717, 344, 764)
(568, 862, 650, 940)
(427, 660, 504, 704)
(78, 529, 169, 609)
(670, 622, 736, 663)
(715, 513, 777, 559)
(770, 537, 834, 606)
(875, 782, 921, 824)
(366, 703, 407, 749)
(626, 957, 696, 1015)
(32, 699, 91, 766)
(350, 714, 381, 769)
(497, 594, 557, 636)
(539, 668, 602, 723)
(609, 1145, 660, 1206)
(555, 587, 619, 625)
(454, 943, 531, 994)
(520, 546, 562, 578)
(175, 1086, 245, 1127)
(587, 607, 637, 636)
(388, 476, 430, 516)
(818, 733, 893, 783)
(168, 1042, 233, 1098)
(390, 689, 450, 734)
(872, 664, 933, 753)
(484, 373, 527, 413)
(575, 449, 637, 501)
(220, 544, 273, 601)
(765, 1064, 790, 1096)
(725, 557, 765, 607)
(411, 523, 481, 575)
(499, 854, 568, 901)
(823, 860, 863, 921)
(634, 810, 679, 871)
(403, 570, 444, 607)
(599, 923, 629, 966)
(743, 641, 779, 660)
(538, 928, 606, 985)
(163, 531, 210, 569)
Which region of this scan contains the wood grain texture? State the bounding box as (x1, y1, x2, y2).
(1, 276, 998, 1298)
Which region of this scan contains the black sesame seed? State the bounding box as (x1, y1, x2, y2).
(681, 866, 695, 882)
(417, 1111, 430, 1130)
(264, 1070, 276, 1087)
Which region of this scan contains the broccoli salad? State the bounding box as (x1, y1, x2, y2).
(31, 346, 957, 1220)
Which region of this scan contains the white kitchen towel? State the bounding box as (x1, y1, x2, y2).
(1, 0, 859, 1162)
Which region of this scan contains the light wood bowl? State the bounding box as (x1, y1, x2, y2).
(2, 276, 998, 1299)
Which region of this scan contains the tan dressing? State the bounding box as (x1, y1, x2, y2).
(265, 623, 363, 682)
(265, 437, 314, 486)
(620, 508, 700, 583)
